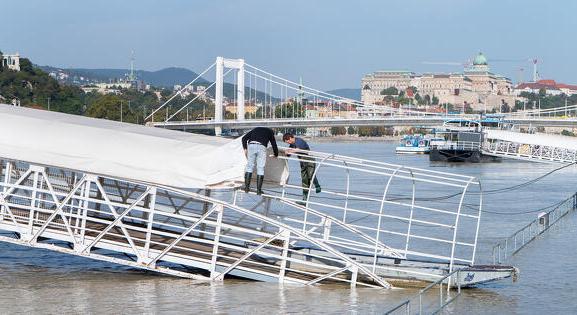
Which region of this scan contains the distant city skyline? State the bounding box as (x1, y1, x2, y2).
(2, 0, 576, 89)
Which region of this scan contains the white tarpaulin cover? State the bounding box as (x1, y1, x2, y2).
(485, 129, 577, 150)
(0, 104, 288, 189)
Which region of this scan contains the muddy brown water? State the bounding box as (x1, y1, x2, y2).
(1, 141, 577, 314)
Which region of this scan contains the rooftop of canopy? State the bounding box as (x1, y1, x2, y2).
(0, 104, 289, 189)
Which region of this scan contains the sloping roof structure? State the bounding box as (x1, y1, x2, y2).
(485, 129, 577, 151)
(0, 104, 286, 189)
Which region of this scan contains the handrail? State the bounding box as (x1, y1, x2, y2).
(385, 269, 462, 315)
(492, 192, 577, 264)
(433, 141, 481, 151)
(273, 196, 404, 258)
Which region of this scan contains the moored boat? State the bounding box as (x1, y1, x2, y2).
(396, 135, 431, 154)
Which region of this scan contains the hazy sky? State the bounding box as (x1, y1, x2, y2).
(2, 0, 576, 89)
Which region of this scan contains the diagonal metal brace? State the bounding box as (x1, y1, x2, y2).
(94, 179, 146, 261)
(212, 229, 285, 281)
(81, 187, 151, 254)
(30, 175, 87, 244)
(146, 204, 218, 267)
(305, 264, 352, 286)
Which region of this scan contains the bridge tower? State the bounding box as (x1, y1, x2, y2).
(215, 57, 245, 136)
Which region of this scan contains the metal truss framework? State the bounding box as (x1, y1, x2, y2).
(0, 158, 393, 288)
(483, 140, 577, 163)
(0, 148, 482, 288)
(258, 148, 482, 288)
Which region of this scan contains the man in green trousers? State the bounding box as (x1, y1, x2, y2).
(282, 133, 321, 203)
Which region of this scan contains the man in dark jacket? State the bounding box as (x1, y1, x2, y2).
(242, 127, 278, 195)
(282, 132, 321, 202)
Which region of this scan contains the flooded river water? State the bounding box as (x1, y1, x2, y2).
(1, 141, 577, 314)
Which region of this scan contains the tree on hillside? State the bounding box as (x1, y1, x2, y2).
(19, 58, 34, 73)
(275, 102, 304, 118)
(380, 86, 398, 96)
(330, 126, 347, 136)
(86, 94, 136, 122)
(432, 96, 439, 105)
(0, 55, 86, 113)
(424, 94, 431, 105)
(500, 100, 511, 113)
(415, 93, 424, 105)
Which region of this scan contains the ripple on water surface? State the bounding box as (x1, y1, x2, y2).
(2, 141, 577, 314)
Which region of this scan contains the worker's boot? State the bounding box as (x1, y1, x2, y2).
(256, 175, 265, 195)
(244, 172, 252, 193)
(297, 190, 308, 206)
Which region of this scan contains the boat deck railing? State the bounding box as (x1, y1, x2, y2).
(433, 141, 481, 151)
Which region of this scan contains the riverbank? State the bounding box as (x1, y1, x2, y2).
(300, 135, 398, 142)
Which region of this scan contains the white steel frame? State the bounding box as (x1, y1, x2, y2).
(483, 139, 577, 163)
(0, 148, 482, 288)
(254, 148, 483, 286)
(0, 158, 392, 288)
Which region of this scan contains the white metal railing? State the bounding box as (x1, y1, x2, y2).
(507, 104, 577, 118)
(433, 141, 481, 151)
(0, 158, 392, 288)
(492, 193, 577, 264)
(270, 148, 482, 278)
(0, 146, 483, 288)
(483, 140, 577, 163)
(384, 269, 463, 314)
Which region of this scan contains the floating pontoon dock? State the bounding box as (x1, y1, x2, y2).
(0, 104, 516, 288)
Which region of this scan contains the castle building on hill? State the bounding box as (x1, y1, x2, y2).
(1, 53, 20, 71)
(361, 52, 516, 111)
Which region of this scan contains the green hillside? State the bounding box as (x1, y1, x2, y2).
(0, 51, 85, 113)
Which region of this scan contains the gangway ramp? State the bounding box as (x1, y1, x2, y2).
(0, 161, 391, 288)
(0, 104, 515, 288)
(483, 129, 577, 163)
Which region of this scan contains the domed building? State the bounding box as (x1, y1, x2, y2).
(361, 52, 516, 112)
(464, 52, 515, 110)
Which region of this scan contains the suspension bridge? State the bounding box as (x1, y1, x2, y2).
(145, 57, 577, 133)
(143, 57, 577, 165)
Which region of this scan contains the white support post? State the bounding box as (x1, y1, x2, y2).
(323, 218, 332, 241)
(350, 265, 359, 288)
(236, 59, 245, 120)
(27, 167, 43, 237)
(278, 229, 290, 283)
(0, 161, 13, 221)
(215, 57, 224, 136)
(144, 187, 157, 261)
(79, 178, 92, 243)
(210, 205, 224, 278)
